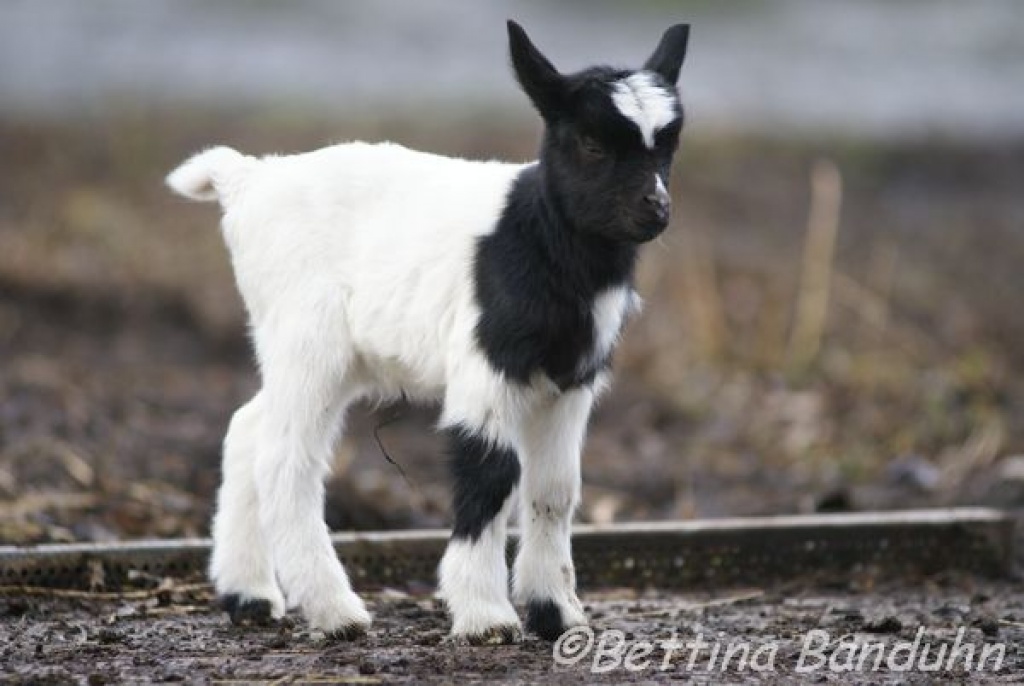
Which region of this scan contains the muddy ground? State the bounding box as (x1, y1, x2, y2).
(2, 117, 1024, 682)
(3, 573, 1023, 684)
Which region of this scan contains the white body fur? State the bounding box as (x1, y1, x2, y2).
(168, 142, 633, 638)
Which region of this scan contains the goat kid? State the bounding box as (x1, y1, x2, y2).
(166, 21, 689, 643)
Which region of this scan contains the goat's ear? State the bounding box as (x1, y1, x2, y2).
(643, 24, 690, 84)
(507, 20, 565, 118)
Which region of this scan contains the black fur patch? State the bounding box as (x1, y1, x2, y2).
(526, 598, 566, 641)
(473, 166, 635, 390)
(220, 594, 275, 627)
(478, 24, 689, 390)
(448, 428, 521, 541)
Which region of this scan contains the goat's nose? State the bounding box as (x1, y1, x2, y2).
(644, 188, 671, 215)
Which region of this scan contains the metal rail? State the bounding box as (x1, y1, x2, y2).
(0, 508, 1013, 591)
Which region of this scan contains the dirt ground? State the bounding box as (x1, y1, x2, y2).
(2, 573, 1023, 684)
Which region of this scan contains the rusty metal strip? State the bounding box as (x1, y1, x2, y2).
(0, 508, 1013, 591)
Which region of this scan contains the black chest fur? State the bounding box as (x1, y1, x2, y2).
(473, 168, 635, 391)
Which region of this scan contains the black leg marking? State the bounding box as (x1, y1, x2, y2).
(526, 599, 566, 641)
(448, 427, 520, 542)
(220, 594, 275, 627)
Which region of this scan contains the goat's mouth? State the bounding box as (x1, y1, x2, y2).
(625, 212, 670, 243)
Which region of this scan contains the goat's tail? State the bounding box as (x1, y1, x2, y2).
(166, 146, 255, 203)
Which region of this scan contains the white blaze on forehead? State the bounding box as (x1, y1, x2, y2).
(610, 72, 678, 148)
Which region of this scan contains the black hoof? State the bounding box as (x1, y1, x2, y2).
(443, 624, 524, 646)
(220, 594, 276, 627)
(526, 599, 566, 641)
(324, 624, 368, 642)
(469, 624, 524, 646)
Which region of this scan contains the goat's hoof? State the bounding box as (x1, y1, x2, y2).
(526, 599, 586, 641)
(324, 623, 369, 642)
(446, 623, 524, 646)
(307, 593, 372, 638)
(220, 594, 278, 627)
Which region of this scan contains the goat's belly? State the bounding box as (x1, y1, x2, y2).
(342, 258, 474, 403)
(350, 347, 447, 402)
(345, 301, 456, 402)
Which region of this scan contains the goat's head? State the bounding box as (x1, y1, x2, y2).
(508, 20, 689, 243)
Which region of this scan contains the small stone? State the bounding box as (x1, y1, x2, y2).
(933, 604, 969, 620)
(264, 633, 289, 650)
(974, 615, 1000, 637)
(97, 628, 122, 645)
(841, 609, 865, 623)
(998, 455, 1024, 480)
(415, 631, 443, 646)
(886, 454, 940, 492)
(865, 615, 902, 633)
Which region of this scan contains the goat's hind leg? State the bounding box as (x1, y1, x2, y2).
(211, 393, 286, 625)
(438, 426, 522, 644)
(255, 312, 371, 638)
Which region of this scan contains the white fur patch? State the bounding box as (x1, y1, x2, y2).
(655, 174, 668, 197)
(512, 389, 592, 627)
(585, 285, 637, 377)
(610, 72, 678, 148)
(438, 498, 520, 637)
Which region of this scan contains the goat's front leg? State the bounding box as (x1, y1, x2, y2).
(438, 426, 522, 644)
(514, 388, 593, 640)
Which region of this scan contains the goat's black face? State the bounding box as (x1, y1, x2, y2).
(508, 21, 689, 243)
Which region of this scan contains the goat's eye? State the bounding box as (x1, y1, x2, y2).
(578, 136, 606, 159)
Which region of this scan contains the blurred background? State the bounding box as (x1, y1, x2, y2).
(2, 0, 1023, 544)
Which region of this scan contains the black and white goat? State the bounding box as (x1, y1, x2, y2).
(166, 21, 689, 643)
